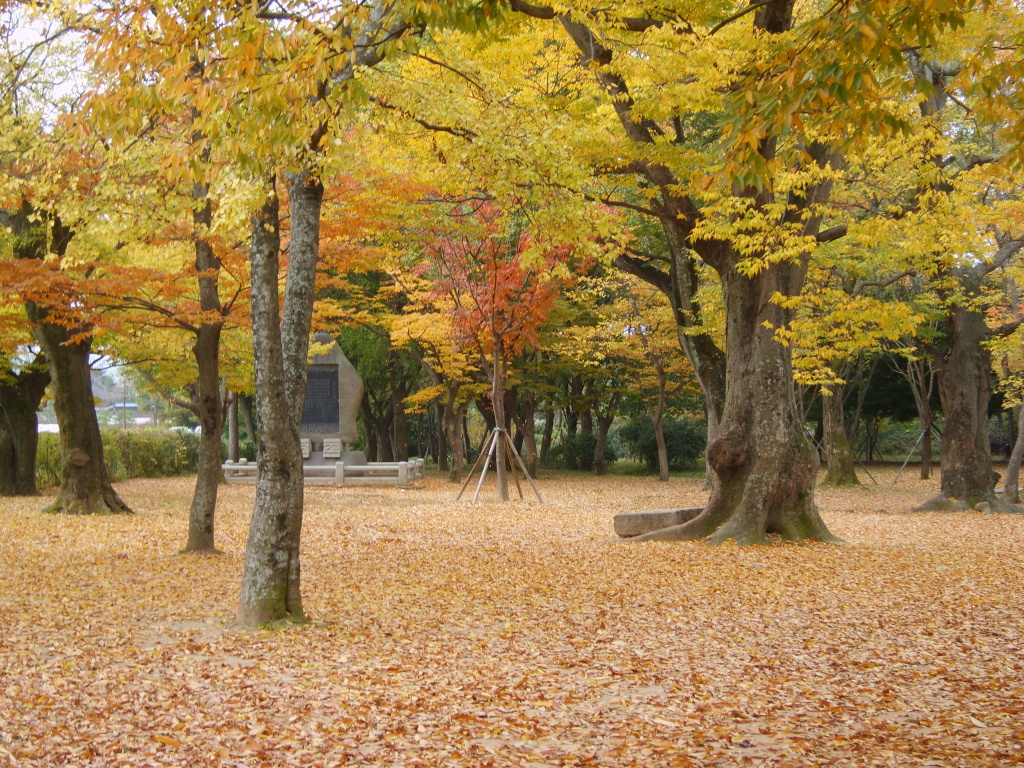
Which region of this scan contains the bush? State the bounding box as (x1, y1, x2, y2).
(552, 430, 616, 471)
(617, 416, 706, 471)
(35, 429, 202, 488)
(238, 438, 259, 461)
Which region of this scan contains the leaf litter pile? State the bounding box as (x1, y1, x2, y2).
(1, 469, 1022, 768)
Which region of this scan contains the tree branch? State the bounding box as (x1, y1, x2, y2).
(853, 269, 913, 295)
(614, 253, 672, 294)
(370, 96, 477, 140)
(816, 224, 848, 243)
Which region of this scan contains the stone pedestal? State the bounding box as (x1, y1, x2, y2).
(300, 333, 363, 465)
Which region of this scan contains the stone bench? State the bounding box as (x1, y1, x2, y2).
(222, 458, 426, 487)
(332, 459, 425, 487)
(613, 508, 704, 538)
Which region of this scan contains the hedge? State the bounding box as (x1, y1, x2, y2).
(36, 429, 201, 488)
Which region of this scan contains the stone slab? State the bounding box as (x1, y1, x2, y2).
(614, 508, 704, 538)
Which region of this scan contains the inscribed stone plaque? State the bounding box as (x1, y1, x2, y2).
(302, 367, 340, 433)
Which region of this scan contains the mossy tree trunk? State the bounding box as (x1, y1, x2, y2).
(634, 255, 838, 544)
(927, 304, 998, 508)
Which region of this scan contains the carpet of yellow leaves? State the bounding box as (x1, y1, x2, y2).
(1, 468, 1022, 768)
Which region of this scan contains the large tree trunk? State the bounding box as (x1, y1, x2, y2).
(238, 174, 321, 625)
(15, 209, 130, 515)
(918, 304, 1006, 510)
(821, 384, 859, 486)
(633, 259, 837, 544)
(30, 317, 132, 514)
(184, 188, 225, 553)
(0, 354, 50, 495)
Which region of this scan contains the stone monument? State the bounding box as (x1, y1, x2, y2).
(300, 333, 365, 465)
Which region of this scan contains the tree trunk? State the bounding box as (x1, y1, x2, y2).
(653, 413, 670, 482)
(3, 391, 44, 496)
(445, 399, 468, 482)
(184, 188, 225, 551)
(664, 221, 727, 426)
(491, 334, 509, 501)
(30, 317, 132, 514)
(238, 174, 320, 625)
(632, 259, 837, 544)
(1003, 401, 1024, 504)
(390, 370, 409, 461)
(436, 402, 450, 473)
(441, 388, 457, 479)
(594, 413, 614, 476)
(821, 384, 859, 486)
(239, 394, 257, 445)
(651, 371, 670, 482)
(920, 404, 933, 481)
(15, 209, 130, 515)
(228, 394, 240, 462)
(0, 418, 14, 495)
(0, 354, 50, 495)
(539, 407, 554, 467)
(512, 402, 538, 478)
(920, 304, 1002, 510)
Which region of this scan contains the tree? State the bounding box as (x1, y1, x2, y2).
(229, 0, 486, 623)
(426, 203, 566, 499)
(834, 23, 1024, 510)
(504, 0, 1014, 541)
(8, 209, 132, 514)
(0, 7, 132, 514)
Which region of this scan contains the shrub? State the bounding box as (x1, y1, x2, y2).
(238, 438, 259, 461)
(552, 430, 616, 471)
(617, 416, 706, 471)
(35, 429, 201, 488)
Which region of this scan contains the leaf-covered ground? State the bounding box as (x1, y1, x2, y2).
(1, 469, 1022, 768)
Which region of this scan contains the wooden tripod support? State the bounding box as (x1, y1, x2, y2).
(455, 428, 544, 504)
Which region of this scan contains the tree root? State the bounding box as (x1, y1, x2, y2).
(912, 494, 1024, 514)
(43, 488, 133, 515)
